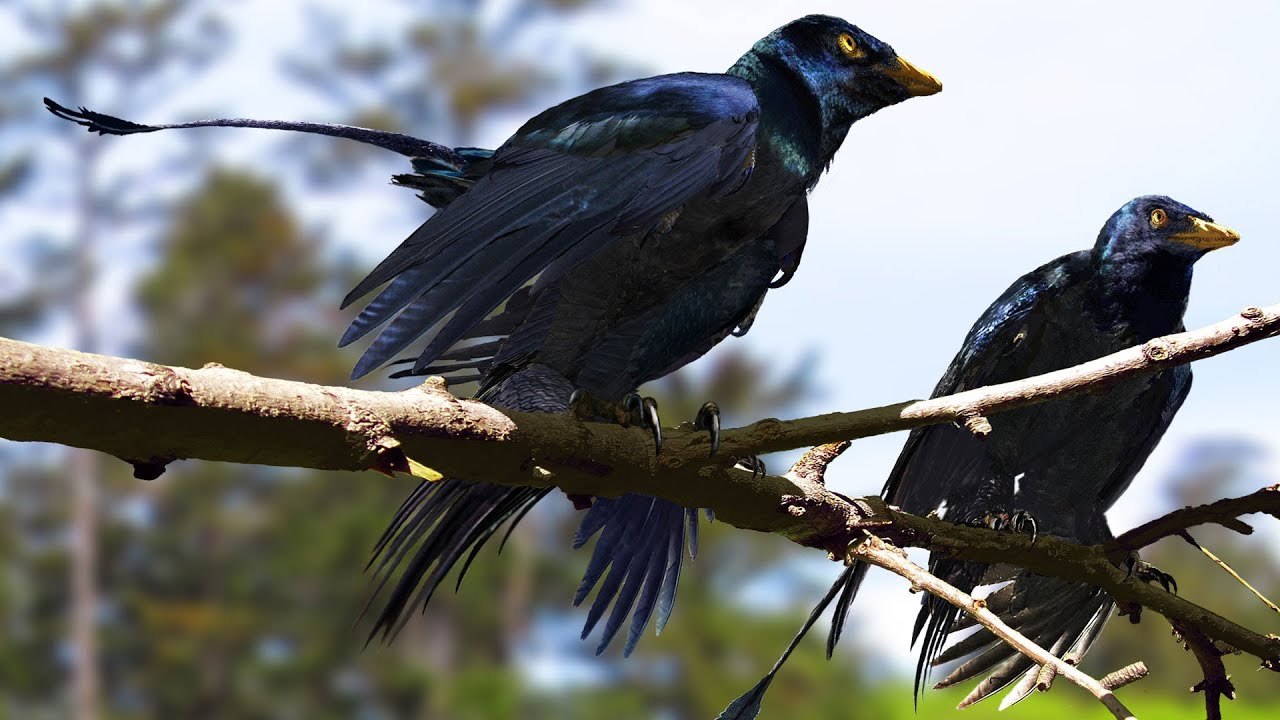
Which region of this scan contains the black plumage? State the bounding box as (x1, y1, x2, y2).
(722, 195, 1237, 717)
(355, 15, 940, 657)
(45, 15, 942, 657)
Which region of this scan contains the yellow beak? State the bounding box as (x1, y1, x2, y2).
(1168, 216, 1240, 251)
(885, 56, 943, 97)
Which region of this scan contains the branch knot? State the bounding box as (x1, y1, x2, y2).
(1143, 338, 1173, 362)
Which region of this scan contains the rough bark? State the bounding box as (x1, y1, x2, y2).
(3, 303, 1280, 686)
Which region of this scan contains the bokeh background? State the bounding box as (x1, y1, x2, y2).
(2, 1, 1279, 718)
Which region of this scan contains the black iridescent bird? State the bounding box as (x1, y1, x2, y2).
(720, 195, 1239, 718)
(47, 15, 942, 656)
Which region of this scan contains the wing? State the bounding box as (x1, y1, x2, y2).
(571, 495, 701, 657)
(1098, 361, 1191, 509)
(573, 200, 803, 397)
(405, 196, 805, 394)
(340, 72, 760, 379)
(882, 253, 1086, 511)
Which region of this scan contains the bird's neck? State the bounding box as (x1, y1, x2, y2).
(728, 53, 827, 186)
(1090, 250, 1193, 339)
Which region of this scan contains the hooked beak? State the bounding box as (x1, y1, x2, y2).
(885, 56, 943, 97)
(1168, 216, 1240, 251)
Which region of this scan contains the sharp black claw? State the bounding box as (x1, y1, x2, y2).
(974, 510, 1038, 544)
(644, 397, 662, 455)
(695, 402, 721, 458)
(1121, 552, 1140, 583)
(1121, 553, 1177, 594)
(733, 455, 766, 480)
(1010, 510, 1038, 545)
(623, 392, 641, 417)
(619, 393, 662, 453)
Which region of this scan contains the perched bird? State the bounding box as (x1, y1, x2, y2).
(356, 14, 939, 657)
(721, 195, 1238, 718)
(47, 15, 942, 655)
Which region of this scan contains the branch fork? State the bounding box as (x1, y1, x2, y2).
(5, 303, 1280, 717)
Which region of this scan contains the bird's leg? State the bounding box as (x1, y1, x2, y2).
(568, 389, 663, 454)
(1121, 553, 1178, 594)
(694, 401, 766, 479)
(734, 455, 769, 481)
(1118, 552, 1178, 624)
(568, 388, 620, 422)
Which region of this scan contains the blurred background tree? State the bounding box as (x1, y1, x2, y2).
(1, 2, 1278, 719)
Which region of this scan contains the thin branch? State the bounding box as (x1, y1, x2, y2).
(1179, 531, 1280, 615)
(708, 303, 1280, 461)
(1112, 485, 1280, 552)
(865, 500, 1280, 666)
(853, 535, 1138, 720)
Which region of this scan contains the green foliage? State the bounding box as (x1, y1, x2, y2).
(134, 168, 343, 382)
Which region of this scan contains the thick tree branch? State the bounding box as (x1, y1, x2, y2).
(3, 303, 1278, 534)
(4, 304, 1280, 689)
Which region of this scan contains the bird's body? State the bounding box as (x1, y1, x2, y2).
(892, 249, 1191, 542)
(45, 14, 943, 657)
(870, 195, 1235, 708)
(888, 247, 1195, 707)
(722, 196, 1237, 719)
(345, 14, 947, 653)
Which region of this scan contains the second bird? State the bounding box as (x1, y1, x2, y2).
(723, 195, 1239, 717)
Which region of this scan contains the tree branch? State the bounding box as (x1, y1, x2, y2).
(853, 535, 1139, 720)
(1111, 485, 1280, 552)
(4, 303, 1278, 533)
(4, 303, 1280, 698)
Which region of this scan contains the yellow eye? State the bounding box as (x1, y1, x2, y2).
(837, 32, 864, 60)
(1149, 208, 1168, 229)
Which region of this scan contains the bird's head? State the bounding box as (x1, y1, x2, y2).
(744, 16, 941, 133)
(1095, 195, 1240, 266)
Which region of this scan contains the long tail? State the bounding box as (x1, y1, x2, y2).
(926, 573, 1112, 709)
(362, 478, 550, 642)
(44, 97, 462, 164)
(572, 495, 705, 657)
(716, 561, 870, 720)
(364, 364, 702, 655)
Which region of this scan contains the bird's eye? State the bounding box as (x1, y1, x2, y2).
(1149, 208, 1168, 229)
(837, 33, 865, 60)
